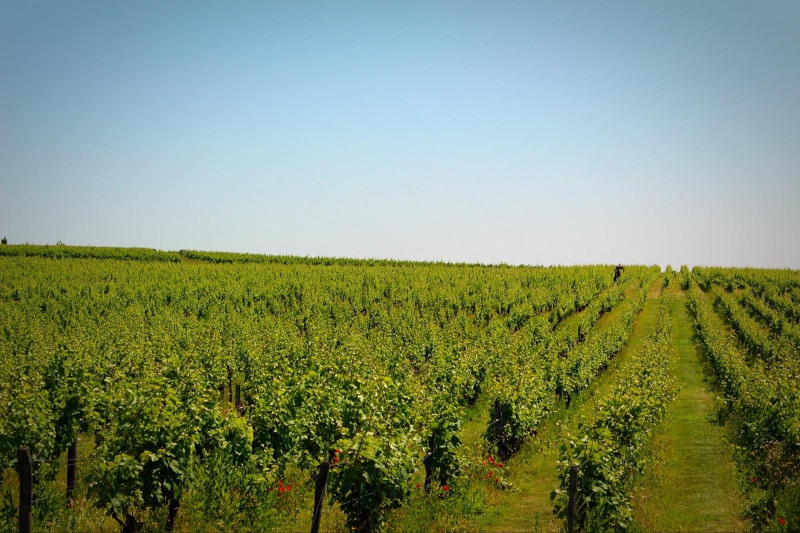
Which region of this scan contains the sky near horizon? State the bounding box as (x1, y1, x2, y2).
(1, 1, 799, 268)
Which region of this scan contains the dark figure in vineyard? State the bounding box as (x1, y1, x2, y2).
(614, 264, 624, 282)
(1, 236, 6, 245)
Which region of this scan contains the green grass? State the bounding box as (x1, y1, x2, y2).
(474, 279, 663, 532)
(631, 284, 747, 532)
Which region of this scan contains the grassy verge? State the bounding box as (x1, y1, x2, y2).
(631, 285, 747, 532)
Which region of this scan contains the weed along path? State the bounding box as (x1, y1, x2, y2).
(632, 285, 747, 532)
(479, 278, 663, 532)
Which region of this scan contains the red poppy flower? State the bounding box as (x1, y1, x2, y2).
(751, 476, 759, 483)
(778, 517, 787, 526)
(488, 471, 493, 478)
(442, 485, 450, 492)
(416, 483, 421, 489)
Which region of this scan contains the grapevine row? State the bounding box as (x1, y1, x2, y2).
(687, 285, 800, 527)
(553, 292, 675, 531)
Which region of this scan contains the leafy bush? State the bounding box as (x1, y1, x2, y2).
(328, 379, 418, 533)
(424, 399, 462, 490)
(87, 361, 246, 532)
(680, 265, 691, 290)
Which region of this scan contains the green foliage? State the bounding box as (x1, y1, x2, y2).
(425, 399, 463, 489)
(662, 266, 673, 288)
(2, 255, 633, 531)
(711, 287, 796, 364)
(8, 253, 797, 531)
(738, 289, 800, 351)
(688, 284, 800, 527)
(0, 379, 58, 480)
(85, 359, 249, 531)
(484, 270, 661, 459)
(0, 244, 180, 262)
(179, 248, 511, 267)
(181, 443, 278, 531)
(552, 295, 675, 532)
(87, 376, 196, 529)
(679, 265, 691, 290)
(328, 379, 418, 533)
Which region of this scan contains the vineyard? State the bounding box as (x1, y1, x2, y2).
(1, 246, 798, 532)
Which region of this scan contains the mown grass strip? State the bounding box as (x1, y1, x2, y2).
(631, 285, 747, 532)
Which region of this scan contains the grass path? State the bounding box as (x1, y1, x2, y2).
(631, 284, 747, 532)
(477, 278, 662, 532)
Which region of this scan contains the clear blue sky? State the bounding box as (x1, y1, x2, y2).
(1, 1, 799, 267)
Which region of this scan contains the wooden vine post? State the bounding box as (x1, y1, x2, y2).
(67, 438, 77, 507)
(310, 459, 331, 533)
(492, 399, 511, 460)
(17, 447, 32, 533)
(567, 464, 578, 533)
(422, 435, 434, 493)
(235, 384, 242, 414)
(165, 498, 180, 532)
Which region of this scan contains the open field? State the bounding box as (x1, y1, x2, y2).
(1, 246, 798, 532)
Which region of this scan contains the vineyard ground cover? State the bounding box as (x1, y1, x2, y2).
(631, 284, 747, 532)
(457, 277, 638, 453)
(474, 278, 662, 532)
